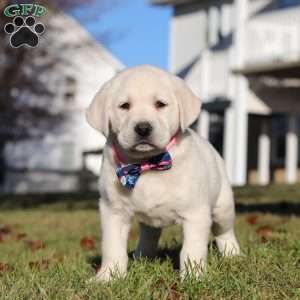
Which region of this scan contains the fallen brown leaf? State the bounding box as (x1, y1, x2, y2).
(0, 225, 12, 235)
(166, 282, 182, 300)
(24, 240, 45, 251)
(246, 215, 258, 225)
(29, 259, 50, 271)
(80, 237, 95, 250)
(256, 225, 274, 242)
(14, 233, 27, 241)
(0, 262, 14, 273)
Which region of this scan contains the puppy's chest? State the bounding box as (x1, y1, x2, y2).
(114, 170, 192, 227)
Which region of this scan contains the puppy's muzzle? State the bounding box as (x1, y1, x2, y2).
(134, 122, 153, 138)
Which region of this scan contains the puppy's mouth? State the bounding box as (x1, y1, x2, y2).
(133, 142, 156, 152)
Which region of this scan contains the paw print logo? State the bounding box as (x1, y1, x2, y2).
(4, 16, 45, 48)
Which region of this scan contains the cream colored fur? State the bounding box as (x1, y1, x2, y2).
(86, 65, 240, 281)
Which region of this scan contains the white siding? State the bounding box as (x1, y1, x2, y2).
(170, 5, 208, 73)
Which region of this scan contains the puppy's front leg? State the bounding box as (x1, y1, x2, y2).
(95, 200, 131, 282)
(180, 210, 212, 279)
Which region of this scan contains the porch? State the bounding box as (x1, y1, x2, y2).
(198, 78, 300, 186)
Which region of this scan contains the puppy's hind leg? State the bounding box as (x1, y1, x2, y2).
(134, 223, 161, 259)
(212, 185, 240, 256)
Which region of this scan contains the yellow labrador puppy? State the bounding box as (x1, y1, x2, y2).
(86, 65, 240, 281)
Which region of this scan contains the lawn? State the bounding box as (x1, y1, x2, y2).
(0, 185, 299, 299)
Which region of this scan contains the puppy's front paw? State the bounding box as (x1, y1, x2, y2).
(180, 261, 206, 282)
(88, 266, 126, 283)
(88, 269, 112, 283)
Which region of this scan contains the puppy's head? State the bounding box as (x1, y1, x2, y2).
(86, 65, 201, 157)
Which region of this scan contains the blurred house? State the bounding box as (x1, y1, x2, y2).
(3, 12, 123, 193)
(152, 0, 300, 186)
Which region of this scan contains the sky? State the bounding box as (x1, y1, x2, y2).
(71, 0, 172, 70)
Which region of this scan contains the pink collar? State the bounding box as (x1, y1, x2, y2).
(112, 135, 177, 170)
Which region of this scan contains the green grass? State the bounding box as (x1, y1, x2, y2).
(0, 208, 299, 299)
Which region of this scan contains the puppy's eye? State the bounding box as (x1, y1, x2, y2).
(119, 102, 130, 110)
(155, 100, 167, 109)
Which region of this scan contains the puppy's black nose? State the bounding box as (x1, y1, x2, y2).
(134, 122, 152, 137)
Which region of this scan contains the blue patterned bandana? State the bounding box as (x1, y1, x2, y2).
(113, 136, 176, 189)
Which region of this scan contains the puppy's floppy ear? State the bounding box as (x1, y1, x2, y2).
(86, 80, 111, 137)
(172, 75, 201, 132)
